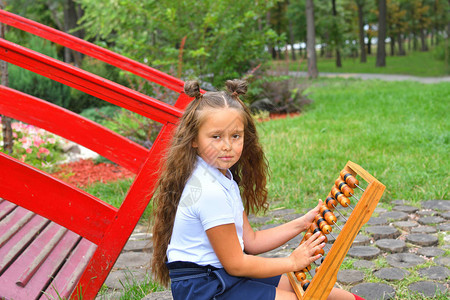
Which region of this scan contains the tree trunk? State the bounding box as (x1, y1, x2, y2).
(420, 29, 428, 51)
(331, 0, 342, 67)
(288, 20, 297, 61)
(357, 2, 367, 63)
(397, 33, 406, 56)
(376, 0, 387, 67)
(306, 0, 318, 78)
(324, 31, 332, 57)
(390, 35, 395, 56)
(0, 1, 13, 154)
(368, 36, 372, 54)
(63, 0, 84, 67)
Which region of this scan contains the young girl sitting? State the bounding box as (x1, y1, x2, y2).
(151, 79, 359, 300)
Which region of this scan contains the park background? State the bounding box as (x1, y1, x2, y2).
(0, 0, 448, 299)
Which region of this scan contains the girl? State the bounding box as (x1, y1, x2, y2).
(151, 79, 358, 300)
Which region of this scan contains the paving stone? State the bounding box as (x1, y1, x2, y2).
(365, 226, 401, 240)
(405, 233, 439, 246)
(367, 217, 388, 226)
(267, 208, 296, 218)
(104, 269, 149, 290)
(352, 234, 371, 246)
(417, 210, 440, 217)
(417, 246, 445, 257)
(347, 246, 381, 260)
(392, 200, 410, 205)
(445, 234, 450, 243)
(393, 221, 418, 231)
(129, 232, 152, 241)
(123, 239, 153, 252)
(143, 291, 173, 300)
(407, 281, 448, 298)
(437, 223, 450, 231)
(374, 207, 388, 214)
(374, 267, 410, 281)
(351, 282, 396, 300)
(337, 269, 365, 285)
(421, 200, 450, 211)
(441, 211, 450, 219)
(375, 239, 406, 253)
(379, 211, 409, 221)
(392, 205, 418, 213)
(418, 215, 446, 225)
(113, 251, 151, 269)
(442, 244, 450, 250)
(435, 256, 450, 267)
(248, 215, 271, 225)
(417, 266, 450, 280)
(411, 225, 437, 234)
(386, 253, 425, 268)
(353, 260, 376, 269)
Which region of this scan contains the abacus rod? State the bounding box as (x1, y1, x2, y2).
(332, 205, 348, 221)
(355, 184, 365, 192)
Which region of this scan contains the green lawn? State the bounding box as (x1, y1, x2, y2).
(259, 78, 449, 211)
(273, 49, 448, 77)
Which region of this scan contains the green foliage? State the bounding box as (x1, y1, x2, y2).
(6, 32, 72, 108)
(81, 107, 161, 148)
(77, 0, 279, 88)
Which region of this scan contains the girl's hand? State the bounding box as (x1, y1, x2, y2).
(299, 199, 323, 232)
(289, 231, 325, 271)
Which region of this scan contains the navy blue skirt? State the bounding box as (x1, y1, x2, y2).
(167, 261, 281, 300)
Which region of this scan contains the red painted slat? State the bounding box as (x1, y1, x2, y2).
(0, 38, 183, 124)
(16, 224, 67, 287)
(0, 209, 34, 247)
(42, 239, 96, 300)
(0, 213, 48, 274)
(0, 153, 117, 244)
(0, 200, 16, 221)
(0, 85, 147, 173)
(0, 226, 80, 300)
(0, 9, 186, 93)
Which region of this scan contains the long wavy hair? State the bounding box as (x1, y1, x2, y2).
(151, 79, 269, 287)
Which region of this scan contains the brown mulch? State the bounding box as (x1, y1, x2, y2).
(52, 159, 135, 187)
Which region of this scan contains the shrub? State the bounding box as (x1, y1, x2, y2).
(0, 117, 64, 173)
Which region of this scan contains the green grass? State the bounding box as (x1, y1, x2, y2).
(274, 49, 448, 77)
(259, 78, 449, 211)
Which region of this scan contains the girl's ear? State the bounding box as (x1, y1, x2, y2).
(192, 139, 198, 148)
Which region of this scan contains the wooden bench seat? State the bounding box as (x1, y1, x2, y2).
(0, 198, 96, 300)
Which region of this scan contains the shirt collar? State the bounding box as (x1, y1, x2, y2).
(196, 156, 234, 190)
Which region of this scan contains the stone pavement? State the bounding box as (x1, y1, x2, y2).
(99, 200, 449, 300)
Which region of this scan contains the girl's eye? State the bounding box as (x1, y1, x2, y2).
(212, 135, 220, 139)
(233, 134, 241, 139)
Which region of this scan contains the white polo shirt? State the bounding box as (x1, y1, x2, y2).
(167, 157, 244, 268)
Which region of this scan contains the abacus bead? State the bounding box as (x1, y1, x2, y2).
(295, 271, 306, 281)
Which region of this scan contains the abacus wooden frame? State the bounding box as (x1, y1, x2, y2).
(287, 161, 386, 300)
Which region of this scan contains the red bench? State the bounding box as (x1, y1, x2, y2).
(0, 9, 192, 299)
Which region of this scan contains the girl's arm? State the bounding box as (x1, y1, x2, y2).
(206, 222, 324, 278)
(243, 200, 323, 255)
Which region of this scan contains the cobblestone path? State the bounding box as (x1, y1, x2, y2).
(98, 199, 449, 300)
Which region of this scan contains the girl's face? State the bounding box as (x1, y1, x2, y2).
(192, 108, 245, 175)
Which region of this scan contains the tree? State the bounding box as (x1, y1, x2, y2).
(376, 0, 387, 67)
(331, 0, 342, 67)
(77, 0, 279, 88)
(356, 0, 367, 62)
(306, 0, 318, 78)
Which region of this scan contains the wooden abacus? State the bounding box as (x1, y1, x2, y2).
(287, 161, 385, 300)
